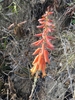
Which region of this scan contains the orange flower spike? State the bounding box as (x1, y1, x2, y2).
(31, 8, 55, 77)
(44, 50, 50, 63)
(32, 55, 39, 65)
(32, 48, 41, 55)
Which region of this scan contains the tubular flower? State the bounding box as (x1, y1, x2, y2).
(32, 48, 41, 55)
(44, 49, 50, 63)
(30, 63, 39, 76)
(31, 53, 46, 77)
(31, 8, 55, 77)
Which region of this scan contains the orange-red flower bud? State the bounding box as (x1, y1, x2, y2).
(32, 55, 39, 65)
(47, 27, 52, 32)
(47, 36, 55, 40)
(48, 12, 53, 15)
(32, 48, 41, 55)
(41, 43, 45, 54)
(38, 17, 45, 21)
(39, 21, 45, 24)
(34, 33, 42, 37)
(38, 53, 43, 65)
(31, 39, 43, 46)
(46, 36, 54, 50)
(37, 25, 44, 28)
(44, 50, 50, 63)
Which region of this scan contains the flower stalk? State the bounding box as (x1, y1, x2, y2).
(31, 8, 55, 77)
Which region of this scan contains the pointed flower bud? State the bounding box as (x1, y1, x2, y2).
(32, 48, 41, 55)
(37, 25, 44, 28)
(44, 50, 50, 63)
(46, 36, 54, 50)
(31, 39, 43, 46)
(34, 33, 42, 37)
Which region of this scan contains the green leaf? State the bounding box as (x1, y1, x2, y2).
(71, 19, 75, 24)
(8, 2, 17, 14)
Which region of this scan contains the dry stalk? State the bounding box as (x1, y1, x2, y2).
(58, 31, 73, 93)
(29, 71, 39, 100)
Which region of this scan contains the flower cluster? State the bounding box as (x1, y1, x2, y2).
(31, 9, 55, 77)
